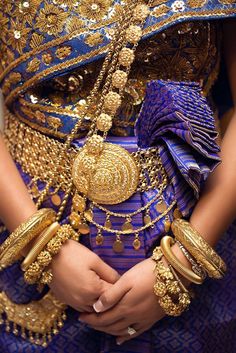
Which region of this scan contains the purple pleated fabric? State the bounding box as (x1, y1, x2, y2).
(136, 80, 221, 216)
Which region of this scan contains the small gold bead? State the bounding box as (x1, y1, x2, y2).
(47, 238, 62, 255)
(37, 250, 52, 267)
(27, 262, 41, 276)
(126, 25, 142, 44)
(112, 70, 128, 89)
(40, 270, 53, 285)
(119, 48, 135, 67)
(86, 134, 104, 154)
(153, 281, 167, 297)
(133, 4, 150, 21)
(103, 91, 121, 113)
(96, 113, 113, 132)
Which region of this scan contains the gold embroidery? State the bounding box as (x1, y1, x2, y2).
(26, 58, 41, 73)
(85, 32, 104, 47)
(152, 4, 170, 17)
(79, 0, 113, 21)
(7, 19, 31, 54)
(35, 2, 69, 36)
(30, 33, 45, 49)
(13, 0, 40, 25)
(42, 52, 53, 65)
(5, 45, 109, 105)
(47, 116, 63, 129)
(187, 0, 207, 8)
(55, 46, 72, 60)
(65, 16, 85, 32)
(218, 0, 236, 3)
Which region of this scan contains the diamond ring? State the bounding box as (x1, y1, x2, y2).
(127, 326, 137, 336)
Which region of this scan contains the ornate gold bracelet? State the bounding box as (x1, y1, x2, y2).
(171, 219, 227, 279)
(21, 222, 60, 272)
(0, 209, 56, 270)
(152, 247, 191, 317)
(160, 236, 204, 284)
(23, 224, 78, 285)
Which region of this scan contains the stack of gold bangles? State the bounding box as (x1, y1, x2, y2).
(0, 208, 79, 286)
(152, 218, 227, 317)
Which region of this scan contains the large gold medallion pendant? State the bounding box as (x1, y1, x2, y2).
(72, 143, 139, 205)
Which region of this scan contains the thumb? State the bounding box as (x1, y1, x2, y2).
(95, 257, 120, 284)
(93, 277, 130, 313)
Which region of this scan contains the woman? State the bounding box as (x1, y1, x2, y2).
(0, 0, 235, 352)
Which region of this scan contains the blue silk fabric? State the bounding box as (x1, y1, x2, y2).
(0, 1, 236, 352)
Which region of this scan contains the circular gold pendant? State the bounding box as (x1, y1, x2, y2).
(72, 143, 139, 205)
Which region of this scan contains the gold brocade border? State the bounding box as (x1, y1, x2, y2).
(19, 98, 85, 118)
(5, 45, 108, 106)
(0, 9, 125, 83)
(0, 290, 67, 346)
(2, 7, 236, 104)
(13, 110, 75, 139)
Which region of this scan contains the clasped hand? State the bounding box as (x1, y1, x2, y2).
(80, 258, 165, 345)
(50, 241, 165, 346)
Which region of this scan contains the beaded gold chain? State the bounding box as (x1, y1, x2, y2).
(32, 1, 180, 252)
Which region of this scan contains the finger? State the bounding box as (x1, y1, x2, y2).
(80, 304, 124, 326)
(116, 325, 145, 346)
(92, 318, 127, 335)
(95, 258, 120, 284)
(93, 278, 131, 313)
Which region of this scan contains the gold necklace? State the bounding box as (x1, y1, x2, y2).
(72, 2, 152, 205)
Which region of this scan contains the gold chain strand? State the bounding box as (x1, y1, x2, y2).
(36, 1, 133, 212)
(87, 1, 140, 137)
(87, 200, 176, 236)
(91, 182, 167, 219)
(56, 181, 73, 221)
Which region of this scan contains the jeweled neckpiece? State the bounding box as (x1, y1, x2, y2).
(72, 2, 151, 205)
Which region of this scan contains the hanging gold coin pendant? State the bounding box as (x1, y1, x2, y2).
(173, 208, 182, 219)
(133, 238, 141, 250)
(96, 234, 104, 246)
(164, 219, 171, 233)
(156, 201, 167, 213)
(78, 223, 90, 235)
(105, 219, 112, 229)
(122, 221, 133, 232)
(144, 215, 151, 225)
(113, 239, 124, 253)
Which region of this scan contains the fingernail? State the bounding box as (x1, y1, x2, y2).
(93, 300, 104, 313)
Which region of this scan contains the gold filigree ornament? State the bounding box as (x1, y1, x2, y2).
(72, 142, 140, 204)
(0, 291, 67, 347)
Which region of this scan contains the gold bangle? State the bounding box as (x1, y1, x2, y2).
(152, 247, 191, 317)
(0, 209, 56, 270)
(171, 219, 227, 279)
(24, 224, 76, 285)
(21, 222, 60, 272)
(160, 236, 204, 284)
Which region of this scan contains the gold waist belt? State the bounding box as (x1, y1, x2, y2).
(3, 112, 76, 192)
(3, 112, 167, 197)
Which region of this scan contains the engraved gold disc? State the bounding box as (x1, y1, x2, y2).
(72, 143, 140, 205)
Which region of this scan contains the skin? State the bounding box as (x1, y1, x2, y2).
(0, 19, 235, 347)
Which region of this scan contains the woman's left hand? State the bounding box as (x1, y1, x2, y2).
(79, 258, 166, 345)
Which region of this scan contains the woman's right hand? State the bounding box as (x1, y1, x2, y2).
(50, 240, 120, 312)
